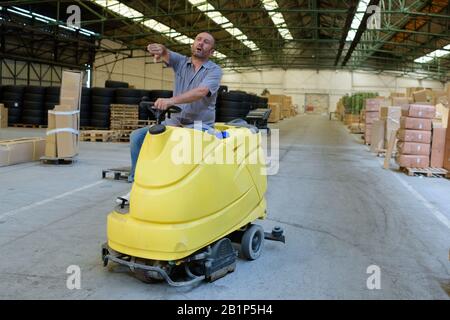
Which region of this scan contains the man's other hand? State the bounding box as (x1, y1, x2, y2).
(154, 98, 175, 110)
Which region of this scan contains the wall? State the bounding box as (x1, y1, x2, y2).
(93, 40, 174, 90)
(221, 69, 445, 113)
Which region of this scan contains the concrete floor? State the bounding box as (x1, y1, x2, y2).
(0, 115, 449, 300)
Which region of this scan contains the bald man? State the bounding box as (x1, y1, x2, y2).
(117, 32, 223, 204)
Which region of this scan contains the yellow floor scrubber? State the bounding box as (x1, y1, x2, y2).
(102, 101, 285, 286)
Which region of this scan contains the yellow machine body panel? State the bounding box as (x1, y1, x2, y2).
(107, 124, 267, 261)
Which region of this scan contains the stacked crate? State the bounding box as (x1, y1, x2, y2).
(364, 98, 385, 145)
(396, 104, 435, 168)
(110, 104, 141, 142)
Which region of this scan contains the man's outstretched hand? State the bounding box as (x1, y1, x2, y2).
(147, 43, 166, 63)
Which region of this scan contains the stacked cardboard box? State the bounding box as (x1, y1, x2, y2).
(396, 104, 435, 168)
(364, 98, 386, 145)
(0, 137, 45, 167)
(0, 104, 7, 128)
(431, 127, 446, 168)
(45, 70, 83, 159)
(380, 106, 401, 150)
(268, 103, 281, 123)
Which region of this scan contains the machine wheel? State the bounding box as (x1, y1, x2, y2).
(241, 224, 264, 260)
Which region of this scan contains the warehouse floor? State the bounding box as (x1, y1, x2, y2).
(0, 115, 449, 299)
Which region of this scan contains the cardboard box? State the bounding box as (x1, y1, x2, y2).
(435, 103, 449, 129)
(400, 117, 432, 131)
(390, 97, 410, 110)
(365, 124, 373, 144)
(365, 98, 386, 112)
(444, 138, 450, 170)
(397, 129, 432, 143)
(402, 104, 435, 119)
(0, 104, 8, 128)
(413, 89, 434, 103)
(370, 120, 385, 152)
(396, 154, 430, 168)
(365, 111, 379, 124)
(431, 128, 446, 168)
(397, 142, 430, 156)
(0, 138, 45, 167)
(45, 70, 82, 159)
(268, 103, 281, 123)
(406, 87, 424, 98)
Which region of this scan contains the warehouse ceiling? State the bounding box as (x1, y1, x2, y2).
(0, 0, 449, 81)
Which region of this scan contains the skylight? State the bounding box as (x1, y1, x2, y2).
(261, 0, 293, 40)
(346, 0, 370, 41)
(415, 44, 450, 64)
(93, 0, 227, 59)
(187, 0, 259, 51)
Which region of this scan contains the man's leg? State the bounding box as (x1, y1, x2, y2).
(129, 126, 148, 183)
(117, 126, 148, 204)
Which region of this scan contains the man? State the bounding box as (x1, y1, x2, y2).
(117, 32, 223, 204)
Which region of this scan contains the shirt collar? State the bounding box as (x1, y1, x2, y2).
(187, 57, 212, 70)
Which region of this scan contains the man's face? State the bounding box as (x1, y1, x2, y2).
(191, 32, 215, 59)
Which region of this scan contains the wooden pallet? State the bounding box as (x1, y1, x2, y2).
(11, 123, 47, 128)
(401, 167, 448, 178)
(80, 130, 118, 142)
(40, 156, 76, 165)
(102, 166, 131, 181)
(375, 149, 398, 158)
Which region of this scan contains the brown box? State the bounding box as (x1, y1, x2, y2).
(396, 154, 430, 168)
(431, 128, 446, 168)
(400, 117, 432, 131)
(391, 97, 410, 110)
(406, 87, 424, 98)
(0, 104, 8, 128)
(413, 89, 434, 103)
(365, 124, 373, 144)
(268, 103, 281, 123)
(45, 70, 82, 158)
(370, 120, 386, 152)
(397, 142, 430, 156)
(365, 98, 386, 112)
(402, 104, 436, 119)
(444, 138, 450, 170)
(397, 129, 432, 143)
(0, 137, 45, 167)
(365, 111, 379, 124)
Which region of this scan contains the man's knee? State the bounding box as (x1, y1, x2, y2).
(130, 127, 146, 145)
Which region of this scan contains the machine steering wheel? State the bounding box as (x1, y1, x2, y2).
(139, 98, 182, 135)
(140, 99, 181, 124)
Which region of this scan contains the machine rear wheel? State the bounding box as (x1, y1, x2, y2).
(241, 224, 264, 260)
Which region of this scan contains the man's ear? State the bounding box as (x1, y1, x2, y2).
(209, 48, 215, 56)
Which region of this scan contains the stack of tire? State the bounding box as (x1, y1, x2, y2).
(22, 86, 46, 125)
(90, 87, 115, 129)
(215, 90, 251, 123)
(2, 85, 25, 125)
(140, 90, 173, 120)
(44, 86, 60, 126)
(105, 80, 129, 89)
(80, 88, 91, 127)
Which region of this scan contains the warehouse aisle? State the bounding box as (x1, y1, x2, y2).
(0, 116, 449, 299)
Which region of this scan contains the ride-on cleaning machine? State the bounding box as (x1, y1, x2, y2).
(102, 101, 285, 286)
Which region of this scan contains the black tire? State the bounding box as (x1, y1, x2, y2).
(3, 85, 25, 94)
(2, 92, 23, 101)
(216, 108, 249, 118)
(218, 85, 228, 94)
(22, 109, 43, 117)
(90, 118, 109, 129)
(92, 96, 114, 105)
(220, 91, 248, 103)
(91, 87, 115, 97)
(45, 86, 60, 96)
(81, 87, 91, 96)
(23, 101, 44, 110)
(105, 80, 129, 88)
(149, 90, 173, 99)
(113, 97, 141, 105)
(241, 224, 264, 260)
(114, 88, 143, 98)
(45, 96, 60, 103)
(21, 116, 43, 125)
(91, 103, 111, 114)
(217, 100, 250, 110)
(80, 118, 91, 127)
